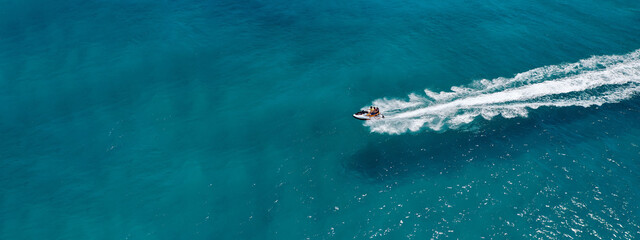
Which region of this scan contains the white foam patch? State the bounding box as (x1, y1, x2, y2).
(365, 49, 640, 134)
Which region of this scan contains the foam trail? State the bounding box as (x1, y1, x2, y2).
(365, 49, 640, 134)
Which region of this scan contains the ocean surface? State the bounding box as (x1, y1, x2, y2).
(2, 0, 640, 239)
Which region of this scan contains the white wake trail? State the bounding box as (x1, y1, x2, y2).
(365, 49, 640, 134)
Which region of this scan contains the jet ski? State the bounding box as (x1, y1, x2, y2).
(353, 106, 384, 120)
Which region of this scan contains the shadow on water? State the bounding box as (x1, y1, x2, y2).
(345, 98, 640, 182)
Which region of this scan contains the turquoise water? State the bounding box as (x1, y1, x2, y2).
(2, 0, 640, 239)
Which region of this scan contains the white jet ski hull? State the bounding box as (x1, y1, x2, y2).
(353, 113, 384, 120)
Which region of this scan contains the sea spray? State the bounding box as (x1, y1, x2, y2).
(365, 49, 640, 134)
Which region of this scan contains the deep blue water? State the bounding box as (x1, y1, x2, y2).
(2, 0, 640, 239)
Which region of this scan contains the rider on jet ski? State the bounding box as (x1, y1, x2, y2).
(353, 106, 383, 120)
(369, 106, 380, 116)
